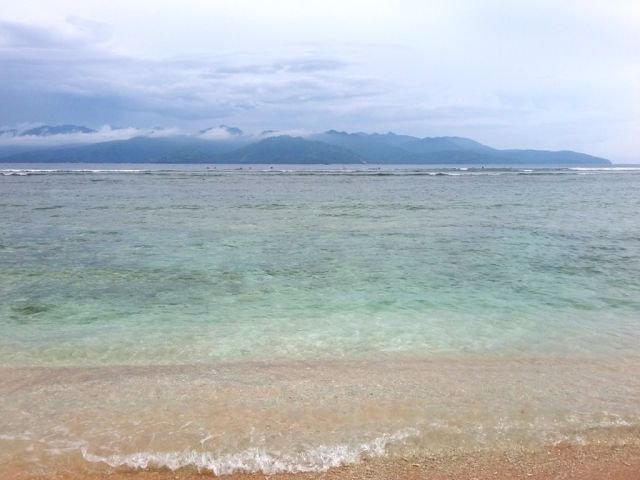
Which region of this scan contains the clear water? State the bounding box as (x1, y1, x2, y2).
(1, 164, 639, 475)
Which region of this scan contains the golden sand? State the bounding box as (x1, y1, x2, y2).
(4, 445, 640, 480)
(2, 357, 639, 480)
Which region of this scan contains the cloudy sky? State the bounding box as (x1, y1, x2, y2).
(1, 0, 639, 161)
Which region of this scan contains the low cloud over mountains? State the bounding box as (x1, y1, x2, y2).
(0, 124, 610, 165)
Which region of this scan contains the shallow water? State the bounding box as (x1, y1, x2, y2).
(1, 164, 639, 475)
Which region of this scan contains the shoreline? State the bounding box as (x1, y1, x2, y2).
(4, 444, 640, 480)
(2, 355, 640, 480)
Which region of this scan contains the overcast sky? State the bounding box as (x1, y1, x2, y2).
(1, 0, 638, 161)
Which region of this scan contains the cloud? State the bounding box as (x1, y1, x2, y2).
(0, 19, 384, 128)
(0, 17, 109, 49)
(0, 1, 638, 161)
(0, 21, 67, 48)
(197, 126, 241, 140)
(257, 129, 310, 139)
(0, 125, 178, 147)
(207, 58, 347, 78)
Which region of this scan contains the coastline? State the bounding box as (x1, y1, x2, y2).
(5, 444, 640, 480)
(2, 355, 639, 480)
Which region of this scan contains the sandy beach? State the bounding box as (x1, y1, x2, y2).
(4, 444, 640, 480)
(2, 357, 640, 480)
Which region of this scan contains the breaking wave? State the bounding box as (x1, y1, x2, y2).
(2, 166, 639, 177)
(81, 428, 419, 475)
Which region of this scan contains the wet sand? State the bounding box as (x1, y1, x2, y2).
(5, 444, 640, 480)
(2, 356, 639, 479)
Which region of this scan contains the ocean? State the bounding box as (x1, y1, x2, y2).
(1, 164, 639, 477)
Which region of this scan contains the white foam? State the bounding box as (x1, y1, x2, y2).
(569, 167, 640, 171)
(81, 428, 418, 475)
(0, 432, 32, 441)
(0, 168, 148, 175)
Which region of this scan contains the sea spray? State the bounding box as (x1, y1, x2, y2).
(81, 428, 419, 475)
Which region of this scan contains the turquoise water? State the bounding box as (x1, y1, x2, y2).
(1, 164, 640, 476)
(2, 165, 639, 365)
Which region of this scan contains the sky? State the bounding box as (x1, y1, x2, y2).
(0, 0, 639, 161)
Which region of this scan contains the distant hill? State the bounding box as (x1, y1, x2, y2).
(19, 125, 96, 136)
(3, 136, 241, 163)
(0, 128, 18, 137)
(309, 131, 414, 163)
(495, 149, 609, 165)
(0, 146, 42, 158)
(312, 131, 609, 165)
(0, 124, 100, 158)
(3, 135, 364, 164)
(0, 126, 611, 165)
(198, 124, 244, 138)
(220, 136, 364, 164)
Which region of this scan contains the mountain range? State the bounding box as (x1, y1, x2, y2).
(0, 124, 96, 137)
(0, 124, 611, 165)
